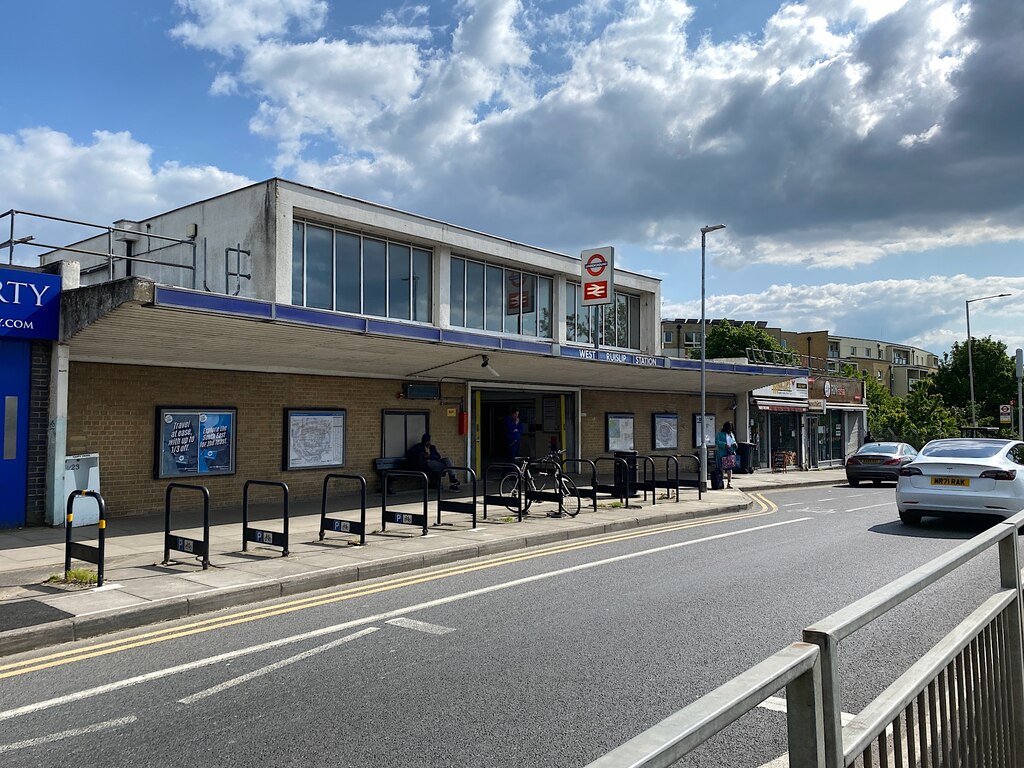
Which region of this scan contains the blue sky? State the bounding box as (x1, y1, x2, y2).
(2, 0, 1022, 358)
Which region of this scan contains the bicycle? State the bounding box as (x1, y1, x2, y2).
(499, 449, 581, 517)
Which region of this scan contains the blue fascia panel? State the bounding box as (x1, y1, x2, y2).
(154, 287, 273, 320)
(275, 304, 367, 331)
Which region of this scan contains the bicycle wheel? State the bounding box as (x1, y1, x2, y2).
(499, 472, 532, 512)
(558, 476, 581, 517)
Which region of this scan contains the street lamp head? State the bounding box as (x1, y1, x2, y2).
(700, 224, 726, 235)
(967, 292, 1012, 305)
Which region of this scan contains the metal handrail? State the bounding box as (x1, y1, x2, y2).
(804, 519, 1017, 643)
(841, 589, 1017, 758)
(584, 642, 823, 768)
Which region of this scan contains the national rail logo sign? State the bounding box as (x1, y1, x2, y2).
(580, 246, 614, 307)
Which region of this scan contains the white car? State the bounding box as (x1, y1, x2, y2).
(896, 438, 1024, 524)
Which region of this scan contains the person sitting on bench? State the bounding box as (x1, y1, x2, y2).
(406, 433, 460, 491)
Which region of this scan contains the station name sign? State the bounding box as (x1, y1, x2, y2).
(561, 347, 662, 367)
(0, 267, 61, 340)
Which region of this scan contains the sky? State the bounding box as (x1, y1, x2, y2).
(1, 0, 1022, 359)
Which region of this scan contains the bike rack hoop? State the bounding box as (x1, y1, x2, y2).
(164, 483, 211, 569)
(65, 490, 108, 586)
(320, 473, 368, 545)
(242, 480, 290, 556)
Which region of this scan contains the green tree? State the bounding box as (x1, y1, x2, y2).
(931, 337, 1015, 426)
(903, 380, 960, 445)
(694, 320, 797, 362)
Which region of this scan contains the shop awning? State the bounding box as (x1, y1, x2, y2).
(752, 397, 807, 413)
(826, 402, 868, 411)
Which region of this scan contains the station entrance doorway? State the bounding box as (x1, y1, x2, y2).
(471, 387, 578, 473)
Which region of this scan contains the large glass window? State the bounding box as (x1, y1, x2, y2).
(335, 231, 361, 312)
(388, 243, 411, 320)
(450, 257, 465, 326)
(450, 257, 553, 339)
(305, 224, 334, 310)
(485, 265, 503, 332)
(412, 248, 431, 322)
(292, 223, 304, 305)
(565, 283, 641, 349)
(291, 219, 433, 322)
(362, 238, 387, 317)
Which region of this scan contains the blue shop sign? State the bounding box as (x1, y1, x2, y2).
(0, 268, 61, 340)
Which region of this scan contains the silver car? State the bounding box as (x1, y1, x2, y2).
(895, 438, 1024, 524)
(845, 442, 917, 486)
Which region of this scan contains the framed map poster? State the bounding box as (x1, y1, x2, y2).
(652, 413, 678, 450)
(156, 407, 236, 478)
(605, 413, 635, 452)
(284, 409, 346, 470)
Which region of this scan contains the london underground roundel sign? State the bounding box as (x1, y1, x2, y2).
(585, 253, 608, 277)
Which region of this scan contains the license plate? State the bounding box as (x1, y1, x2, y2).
(931, 477, 970, 487)
(861, 458, 881, 464)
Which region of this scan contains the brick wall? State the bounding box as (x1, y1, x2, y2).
(580, 390, 733, 457)
(26, 341, 51, 526)
(67, 362, 466, 516)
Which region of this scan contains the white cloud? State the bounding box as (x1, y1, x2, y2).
(662, 274, 1024, 355)
(163, 0, 1024, 269)
(171, 0, 327, 55)
(0, 128, 250, 263)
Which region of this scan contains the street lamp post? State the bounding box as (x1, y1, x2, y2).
(699, 224, 725, 492)
(676, 322, 682, 359)
(966, 293, 1012, 428)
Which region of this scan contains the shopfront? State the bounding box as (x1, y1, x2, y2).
(750, 377, 808, 470)
(807, 376, 866, 466)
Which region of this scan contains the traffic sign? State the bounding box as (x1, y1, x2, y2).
(1000, 404, 1012, 424)
(580, 246, 614, 306)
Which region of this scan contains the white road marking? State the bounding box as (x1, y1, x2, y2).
(758, 696, 855, 725)
(846, 502, 895, 512)
(780, 503, 804, 507)
(0, 516, 810, 724)
(179, 628, 377, 704)
(0, 715, 137, 754)
(386, 617, 455, 635)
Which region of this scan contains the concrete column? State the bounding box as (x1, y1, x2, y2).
(45, 343, 69, 526)
(436, 245, 451, 328)
(45, 260, 79, 526)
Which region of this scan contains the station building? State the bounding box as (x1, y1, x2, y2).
(2, 178, 804, 527)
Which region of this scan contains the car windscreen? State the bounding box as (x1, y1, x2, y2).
(858, 443, 899, 454)
(920, 441, 1005, 459)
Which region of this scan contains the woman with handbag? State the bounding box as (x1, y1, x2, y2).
(716, 421, 738, 489)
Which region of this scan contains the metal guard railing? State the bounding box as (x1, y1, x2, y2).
(587, 509, 1024, 767)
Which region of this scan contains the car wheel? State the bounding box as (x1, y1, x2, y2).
(899, 510, 921, 525)
(848, 478, 860, 487)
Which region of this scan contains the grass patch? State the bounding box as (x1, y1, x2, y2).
(46, 568, 98, 586)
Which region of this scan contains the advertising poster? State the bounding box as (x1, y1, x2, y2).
(158, 408, 235, 478)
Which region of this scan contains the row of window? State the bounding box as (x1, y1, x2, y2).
(292, 221, 432, 321)
(292, 223, 643, 350)
(566, 284, 641, 349)
(449, 257, 553, 338)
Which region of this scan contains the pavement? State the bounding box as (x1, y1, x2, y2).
(0, 466, 848, 656)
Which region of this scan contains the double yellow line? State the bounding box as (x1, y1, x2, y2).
(2, 502, 774, 679)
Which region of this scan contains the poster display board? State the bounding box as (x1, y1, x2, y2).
(652, 413, 678, 450)
(693, 413, 716, 448)
(156, 407, 236, 478)
(284, 409, 346, 470)
(606, 413, 635, 452)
